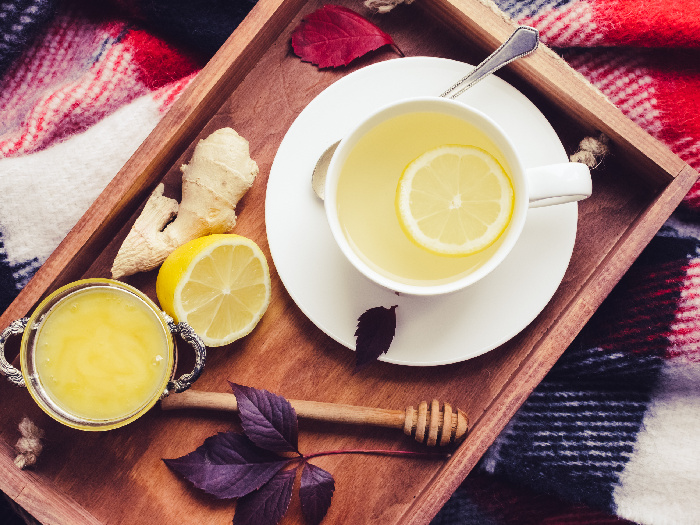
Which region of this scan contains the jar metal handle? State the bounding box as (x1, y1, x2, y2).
(0, 318, 28, 387)
(162, 316, 206, 397)
(1, 315, 206, 394)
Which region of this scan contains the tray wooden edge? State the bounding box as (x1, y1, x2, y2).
(400, 165, 699, 525)
(0, 440, 101, 525)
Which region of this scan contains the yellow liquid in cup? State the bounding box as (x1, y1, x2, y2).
(336, 111, 513, 286)
(35, 287, 170, 422)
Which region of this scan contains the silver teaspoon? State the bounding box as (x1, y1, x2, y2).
(311, 25, 539, 200)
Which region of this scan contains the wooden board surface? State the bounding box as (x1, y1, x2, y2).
(0, 0, 697, 523)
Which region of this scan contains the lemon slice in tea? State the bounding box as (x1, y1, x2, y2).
(396, 145, 514, 256)
(156, 234, 271, 347)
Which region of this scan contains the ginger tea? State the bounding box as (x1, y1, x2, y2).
(335, 110, 513, 287)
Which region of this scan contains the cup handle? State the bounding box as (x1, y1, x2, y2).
(162, 316, 207, 397)
(525, 162, 592, 208)
(0, 318, 28, 387)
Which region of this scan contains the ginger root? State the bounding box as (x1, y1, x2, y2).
(112, 128, 259, 278)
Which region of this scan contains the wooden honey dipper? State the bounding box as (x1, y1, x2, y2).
(161, 390, 469, 446)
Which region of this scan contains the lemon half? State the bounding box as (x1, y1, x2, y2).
(396, 145, 514, 256)
(156, 234, 271, 347)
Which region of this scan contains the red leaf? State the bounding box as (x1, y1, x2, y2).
(291, 5, 396, 68)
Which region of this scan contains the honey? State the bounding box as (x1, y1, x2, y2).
(33, 286, 171, 423)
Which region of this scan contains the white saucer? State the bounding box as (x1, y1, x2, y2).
(265, 57, 577, 366)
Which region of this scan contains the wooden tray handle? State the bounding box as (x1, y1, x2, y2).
(161, 391, 468, 446)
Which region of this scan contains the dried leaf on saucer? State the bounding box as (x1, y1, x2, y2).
(354, 305, 398, 371)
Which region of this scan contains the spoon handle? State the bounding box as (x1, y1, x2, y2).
(441, 26, 539, 99)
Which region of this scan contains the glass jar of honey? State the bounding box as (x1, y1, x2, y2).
(0, 279, 206, 431)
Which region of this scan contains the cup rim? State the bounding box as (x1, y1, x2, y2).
(324, 96, 529, 296)
(20, 278, 175, 431)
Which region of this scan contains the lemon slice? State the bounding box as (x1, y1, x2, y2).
(156, 234, 271, 347)
(396, 145, 514, 256)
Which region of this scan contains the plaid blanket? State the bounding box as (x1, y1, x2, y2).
(1, 1, 698, 524)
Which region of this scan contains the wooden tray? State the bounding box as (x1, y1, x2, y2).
(1, 0, 697, 523)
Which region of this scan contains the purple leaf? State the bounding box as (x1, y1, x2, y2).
(233, 467, 297, 525)
(354, 305, 397, 371)
(299, 463, 335, 525)
(164, 432, 289, 499)
(230, 383, 299, 453)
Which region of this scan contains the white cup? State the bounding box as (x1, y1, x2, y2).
(324, 97, 591, 296)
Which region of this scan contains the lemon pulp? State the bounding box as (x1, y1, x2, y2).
(156, 234, 271, 347)
(396, 145, 514, 256)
